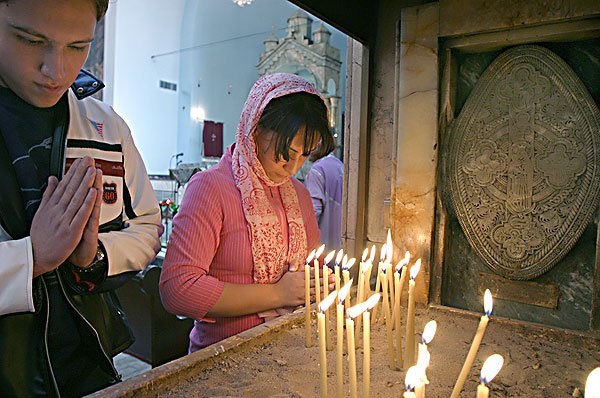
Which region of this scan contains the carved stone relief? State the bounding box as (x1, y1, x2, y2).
(446, 45, 600, 280)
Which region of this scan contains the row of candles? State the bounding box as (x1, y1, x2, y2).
(302, 235, 600, 397)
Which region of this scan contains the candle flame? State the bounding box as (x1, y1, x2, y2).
(369, 244, 376, 264)
(480, 354, 504, 384)
(335, 249, 344, 266)
(318, 290, 337, 313)
(483, 289, 493, 316)
(315, 244, 325, 259)
(338, 279, 353, 303)
(364, 293, 381, 310)
(346, 301, 368, 319)
(421, 320, 437, 344)
(345, 257, 356, 271)
(306, 249, 316, 264)
(362, 247, 369, 262)
(379, 244, 387, 262)
(404, 250, 410, 262)
(410, 259, 422, 280)
(324, 250, 336, 266)
(405, 365, 420, 391)
(586, 367, 600, 398)
(386, 229, 393, 263)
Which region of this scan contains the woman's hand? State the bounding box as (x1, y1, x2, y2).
(277, 261, 336, 306)
(276, 267, 308, 307)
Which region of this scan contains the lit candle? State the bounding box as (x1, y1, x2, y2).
(314, 244, 326, 306)
(403, 366, 419, 398)
(327, 250, 340, 294)
(415, 320, 436, 398)
(450, 289, 494, 398)
(404, 259, 421, 370)
(342, 257, 355, 310)
(385, 233, 396, 320)
(477, 354, 504, 398)
(323, 264, 333, 351)
(318, 290, 337, 398)
(346, 305, 358, 398)
(393, 256, 409, 369)
(357, 248, 369, 301)
(391, 251, 410, 326)
(315, 259, 321, 306)
(336, 280, 353, 398)
(362, 294, 380, 398)
(305, 249, 316, 348)
(371, 262, 383, 324)
(363, 245, 376, 302)
(354, 249, 369, 348)
(380, 263, 395, 369)
(586, 367, 600, 398)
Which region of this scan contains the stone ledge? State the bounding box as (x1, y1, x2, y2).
(86, 307, 309, 398)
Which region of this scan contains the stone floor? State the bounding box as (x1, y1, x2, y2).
(114, 353, 152, 380)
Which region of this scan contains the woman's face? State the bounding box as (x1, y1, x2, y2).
(254, 125, 315, 183)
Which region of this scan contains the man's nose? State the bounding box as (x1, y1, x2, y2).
(40, 49, 66, 82)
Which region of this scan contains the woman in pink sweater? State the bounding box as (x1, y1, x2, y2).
(159, 73, 335, 352)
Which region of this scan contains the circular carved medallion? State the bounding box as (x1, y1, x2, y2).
(446, 45, 600, 280)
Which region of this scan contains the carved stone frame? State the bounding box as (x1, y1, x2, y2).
(430, 17, 600, 331)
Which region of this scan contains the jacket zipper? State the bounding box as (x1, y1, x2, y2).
(55, 271, 121, 380)
(41, 278, 62, 397)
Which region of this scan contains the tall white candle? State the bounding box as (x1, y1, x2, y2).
(362, 294, 380, 398)
(336, 280, 352, 398)
(318, 291, 337, 398)
(380, 264, 395, 369)
(404, 259, 421, 370)
(305, 249, 316, 348)
(346, 316, 357, 398)
(342, 257, 355, 310)
(451, 289, 494, 398)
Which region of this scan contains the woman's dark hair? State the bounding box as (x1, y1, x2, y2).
(94, 0, 109, 20)
(256, 92, 334, 162)
(0, 0, 109, 21)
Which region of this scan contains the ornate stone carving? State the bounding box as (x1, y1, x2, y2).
(446, 45, 600, 280)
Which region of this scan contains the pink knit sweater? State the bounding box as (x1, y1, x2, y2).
(160, 147, 320, 351)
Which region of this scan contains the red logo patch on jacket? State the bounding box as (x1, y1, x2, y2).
(103, 183, 117, 204)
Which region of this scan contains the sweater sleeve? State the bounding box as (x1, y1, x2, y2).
(159, 171, 225, 320)
(304, 167, 326, 220)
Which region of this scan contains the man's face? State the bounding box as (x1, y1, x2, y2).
(0, 0, 97, 108)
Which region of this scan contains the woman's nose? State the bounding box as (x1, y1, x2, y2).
(285, 157, 304, 175)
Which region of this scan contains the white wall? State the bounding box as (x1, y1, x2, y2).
(105, 0, 346, 175)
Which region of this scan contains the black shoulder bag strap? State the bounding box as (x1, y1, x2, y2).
(49, 98, 69, 179)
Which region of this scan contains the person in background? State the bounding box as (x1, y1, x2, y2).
(160, 73, 335, 352)
(304, 150, 343, 250)
(0, 0, 163, 396)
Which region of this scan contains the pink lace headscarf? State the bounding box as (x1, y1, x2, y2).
(232, 73, 325, 285)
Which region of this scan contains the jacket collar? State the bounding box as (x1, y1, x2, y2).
(70, 69, 105, 100)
